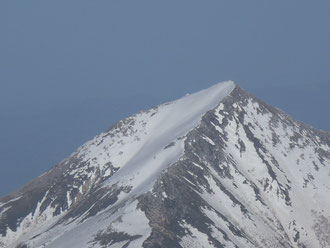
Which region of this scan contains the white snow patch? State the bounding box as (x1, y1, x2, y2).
(180, 221, 213, 248)
(192, 162, 204, 170)
(162, 191, 168, 198)
(202, 135, 215, 146)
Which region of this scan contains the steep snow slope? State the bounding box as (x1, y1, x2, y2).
(75, 80, 235, 197)
(0, 82, 234, 247)
(0, 81, 329, 248)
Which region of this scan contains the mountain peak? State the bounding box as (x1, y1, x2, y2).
(1, 81, 329, 248)
(73, 80, 235, 197)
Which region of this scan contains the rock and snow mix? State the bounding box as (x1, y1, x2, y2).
(0, 81, 329, 248)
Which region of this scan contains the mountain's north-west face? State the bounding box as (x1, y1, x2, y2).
(0, 81, 329, 248)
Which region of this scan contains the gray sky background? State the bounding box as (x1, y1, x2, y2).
(1, 1, 330, 197)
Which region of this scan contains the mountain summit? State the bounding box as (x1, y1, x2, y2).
(1, 81, 329, 248)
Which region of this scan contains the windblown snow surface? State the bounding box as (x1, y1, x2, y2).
(0, 81, 329, 248)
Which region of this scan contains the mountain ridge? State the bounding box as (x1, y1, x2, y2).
(1, 82, 329, 248)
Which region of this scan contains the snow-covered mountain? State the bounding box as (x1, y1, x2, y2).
(1, 81, 329, 248)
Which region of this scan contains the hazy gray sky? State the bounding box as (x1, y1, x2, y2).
(1, 1, 330, 196)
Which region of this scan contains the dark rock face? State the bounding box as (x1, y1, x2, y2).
(92, 230, 142, 248)
(0, 84, 329, 248)
(138, 86, 330, 248)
